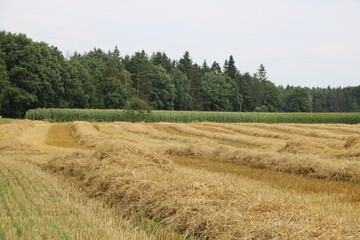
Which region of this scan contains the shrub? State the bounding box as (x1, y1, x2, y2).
(123, 97, 153, 122)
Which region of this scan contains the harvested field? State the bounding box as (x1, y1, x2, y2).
(0, 156, 160, 240)
(1, 120, 360, 239)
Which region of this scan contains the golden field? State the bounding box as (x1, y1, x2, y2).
(1, 120, 360, 239)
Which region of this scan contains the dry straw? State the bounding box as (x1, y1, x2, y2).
(44, 122, 359, 239)
(163, 142, 360, 182)
(102, 122, 360, 182)
(0, 120, 40, 153)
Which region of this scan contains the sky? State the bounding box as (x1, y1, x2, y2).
(1, 0, 360, 88)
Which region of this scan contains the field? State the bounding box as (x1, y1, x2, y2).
(1, 120, 360, 239)
(0, 118, 13, 125)
(25, 108, 360, 124)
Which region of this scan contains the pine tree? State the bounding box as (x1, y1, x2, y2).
(112, 45, 120, 58)
(151, 51, 173, 72)
(177, 51, 192, 75)
(177, 52, 203, 110)
(256, 64, 267, 81)
(125, 50, 150, 98)
(202, 60, 210, 73)
(223, 55, 237, 80)
(210, 61, 222, 74)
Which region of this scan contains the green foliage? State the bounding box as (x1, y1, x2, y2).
(256, 64, 267, 81)
(177, 52, 203, 110)
(2, 30, 360, 118)
(124, 97, 152, 122)
(145, 65, 175, 110)
(78, 47, 130, 109)
(150, 52, 173, 72)
(102, 77, 128, 109)
(200, 72, 232, 111)
(171, 69, 192, 110)
(223, 55, 237, 80)
(0, 31, 39, 117)
(254, 105, 269, 112)
(0, 51, 10, 114)
(262, 81, 281, 112)
(352, 99, 360, 112)
(25, 108, 360, 124)
(125, 50, 150, 98)
(210, 61, 222, 74)
(245, 65, 280, 112)
(201, 60, 210, 73)
(309, 86, 360, 113)
(66, 58, 94, 108)
(237, 72, 252, 112)
(284, 87, 312, 112)
(177, 51, 192, 75)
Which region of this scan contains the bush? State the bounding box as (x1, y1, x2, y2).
(124, 97, 153, 122)
(254, 105, 269, 112)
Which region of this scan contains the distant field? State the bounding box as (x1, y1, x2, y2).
(1, 120, 360, 239)
(0, 118, 12, 125)
(26, 108, 360, 124)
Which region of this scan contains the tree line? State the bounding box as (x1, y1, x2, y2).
(1, 31, 360, 118)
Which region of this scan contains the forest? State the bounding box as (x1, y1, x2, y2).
(1, 30, 360, 118)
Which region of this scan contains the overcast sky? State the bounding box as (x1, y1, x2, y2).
(1, 0, 360, 88)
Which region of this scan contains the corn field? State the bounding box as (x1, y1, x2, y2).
(25, 108, 360, 123)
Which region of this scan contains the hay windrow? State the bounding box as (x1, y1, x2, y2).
(112, 122, 360, 182)
(116, 122, 360, 182)
(162, 143, 360, 182)
(44, 141, 356, 239)
(70, 121, 111, 148)
(0, 120, 41, 154)
(0, 141, 40, 153)
(0, 120, 35, 141)
(344, 136, 360, 148)
(160, 123, 278, 148)
(278, 139, 328, 154)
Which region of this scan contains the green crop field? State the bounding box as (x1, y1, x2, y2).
(25, 108, 360, 124)
(0, 118, 13, 125)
